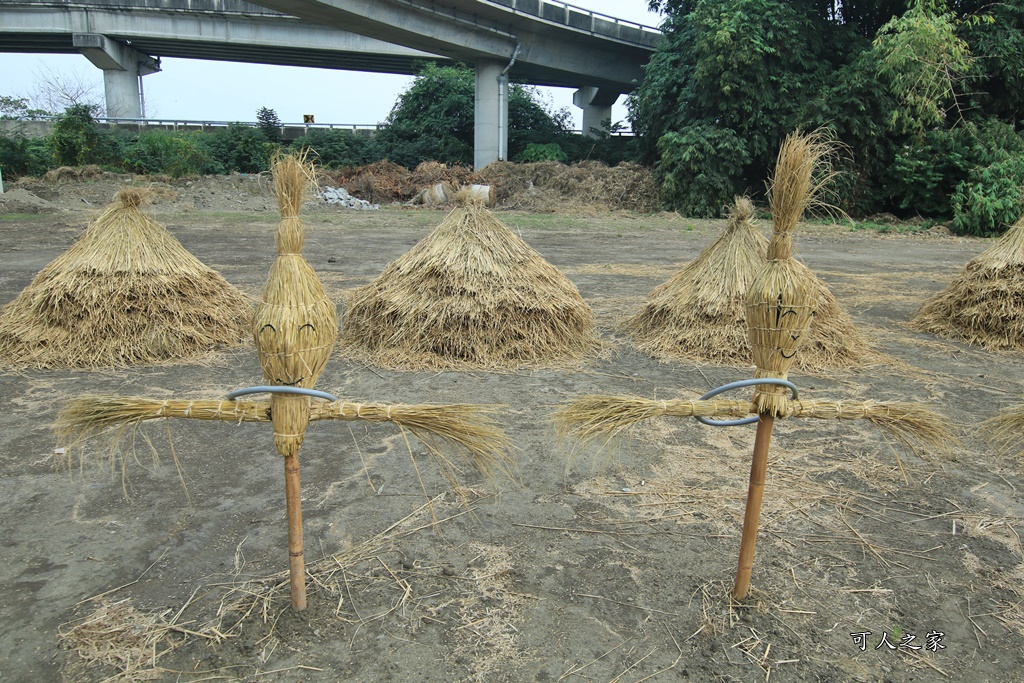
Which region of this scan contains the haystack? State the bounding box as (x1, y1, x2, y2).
(912, 214, 1024, 349)
(0, 189, 251, 368)
(341, 191, 600, 369)
(627, 197, 868, 372)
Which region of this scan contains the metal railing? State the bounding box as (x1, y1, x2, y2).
(489, 0, 662, 41)
(1, 115, 635, 136)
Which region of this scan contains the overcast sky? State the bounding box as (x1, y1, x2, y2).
(0, 1, 662, 130)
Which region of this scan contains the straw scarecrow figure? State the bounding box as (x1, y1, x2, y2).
(341, 189, 600, 370)
(58, 153, 511, 611)
(627, 196, 869, 371)
(912, 212, 1024, 349)
(0, 188, 251, 368)
(556, 131, 953, 600)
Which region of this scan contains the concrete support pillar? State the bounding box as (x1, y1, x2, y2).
(474, 59, 507, 170)
(573, 86, 619, 138)
(73, 33, 160, 118)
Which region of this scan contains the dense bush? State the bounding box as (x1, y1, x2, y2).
(951, 157, 1024, 236)
(0, 134, 50, 178)
(124, 130, 208, 177)
(636, 0, 1024, 229)
(48, 104, 102, 166)
(516, 142, 567, 163)
(655, 125, 750, 218)
(198, 123, 275, 175)
(290, 128, 375, 168)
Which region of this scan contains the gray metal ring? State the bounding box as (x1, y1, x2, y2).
(694, 378, 799, 427)
(226, 385, 338, 402)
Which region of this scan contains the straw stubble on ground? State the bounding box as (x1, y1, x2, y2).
(1, 179, 1023, 682)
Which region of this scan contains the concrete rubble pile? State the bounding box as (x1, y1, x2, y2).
(320, 186, 379, 210)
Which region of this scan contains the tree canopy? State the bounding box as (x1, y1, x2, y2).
(373, 63, 572, 168)
(635, 0, 1024, 233)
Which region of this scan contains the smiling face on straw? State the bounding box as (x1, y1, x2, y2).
(253, 156, 338, 389)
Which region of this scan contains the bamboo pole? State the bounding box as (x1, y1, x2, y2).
(733, 415, 775, 599)
(284, 449, 306, 610)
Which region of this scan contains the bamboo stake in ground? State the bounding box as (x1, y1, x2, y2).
(57, 153, 511, 612)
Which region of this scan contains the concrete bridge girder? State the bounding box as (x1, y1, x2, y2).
(73, 33, 160, 118)
(2, 1, 658, 167)
(573, 86, 618, 138)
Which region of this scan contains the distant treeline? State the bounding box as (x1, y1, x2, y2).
(0, 64, 634, 185)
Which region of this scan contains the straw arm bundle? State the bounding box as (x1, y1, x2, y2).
(56, 395, 510, 476)
(554, 395, 954, 457)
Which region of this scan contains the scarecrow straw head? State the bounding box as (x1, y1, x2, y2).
(253, 153, 338, 389)
(746, 131, 839, 415)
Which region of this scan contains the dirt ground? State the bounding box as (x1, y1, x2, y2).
(2, 174, 1024, 682)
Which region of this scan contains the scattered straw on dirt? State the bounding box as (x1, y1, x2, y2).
(59, 598, 188, 682)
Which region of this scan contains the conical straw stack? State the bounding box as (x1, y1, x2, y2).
(341, 189, 599, 369)
(628, 196, 868, 372)
(0, 188, 251, 368)
(912, 213, 1024, 349)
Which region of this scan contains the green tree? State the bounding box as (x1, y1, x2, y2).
(633, 0, 1024, 223)
(374, 63, 570, 167)
(48, 104, 101, 166)
(256, 107, 283, 144)
(630, 0, 834, 212)
(0, 95, 51, 119)
(871, 0, 981, 134)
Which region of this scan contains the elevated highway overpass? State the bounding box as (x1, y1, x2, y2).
(0, 0, 662, 166)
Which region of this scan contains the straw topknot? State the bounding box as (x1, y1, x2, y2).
(627, 196, 868, 372)
(0, 188, 252, 368)
(912, 213, 1024, 349)
(341, 187, 600, 369)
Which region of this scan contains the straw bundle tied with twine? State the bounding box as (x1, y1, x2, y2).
(341, 187, 600, 370)
(0, 188, 252, 368)
(627, 196, 869, 372)
(912, 213, 1024, 349)
(555, 130, 953, 600)
(57, 153, 512, 612)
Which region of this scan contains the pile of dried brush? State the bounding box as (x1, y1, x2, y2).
(627, 197, 868, 372)
(333, 160, 482, 205)
(0, 188, 251, 368)
(43, 165, 105, 182)
(404, 161, 483, 197)
(479, 160, 658, 213)
(341, 190, 600, 369)
(912, 214, 1024, 349)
